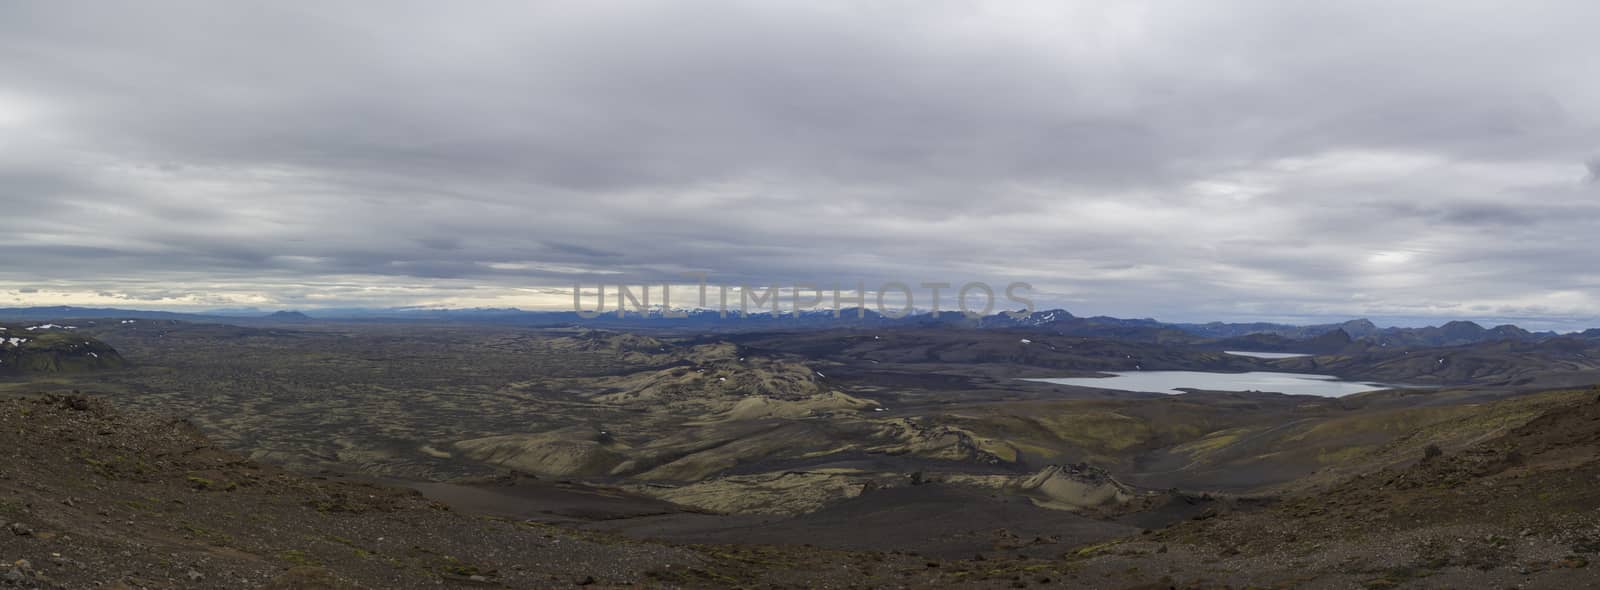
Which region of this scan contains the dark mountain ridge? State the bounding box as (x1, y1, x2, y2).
(0, 305, 1581, 350)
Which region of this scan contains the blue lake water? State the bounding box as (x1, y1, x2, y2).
(1023, 371, 1399, 397)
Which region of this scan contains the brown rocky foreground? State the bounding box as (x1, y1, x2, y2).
(0, 395, 1170, 589)
(6, 391, 1600, 588)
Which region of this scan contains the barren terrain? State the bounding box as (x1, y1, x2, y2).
(5, 317, 1600, 587)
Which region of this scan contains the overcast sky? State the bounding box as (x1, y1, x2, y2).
(2, 1, 1598, 328)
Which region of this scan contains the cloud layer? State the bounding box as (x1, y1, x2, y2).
(2, 1, 1598, 327)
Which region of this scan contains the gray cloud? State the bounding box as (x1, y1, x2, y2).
(1, 1, 1599, 325)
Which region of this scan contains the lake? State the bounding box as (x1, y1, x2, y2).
(1023, 371, 1398, 397)
(1223, 350, 1311, 359)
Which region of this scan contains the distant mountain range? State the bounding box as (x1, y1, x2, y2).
(0, 305, 1584, 350)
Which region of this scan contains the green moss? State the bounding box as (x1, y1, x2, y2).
(278, 549, 321, 567)
(1069, 539, 1123, 558)
(1173, 427, 1249, 457)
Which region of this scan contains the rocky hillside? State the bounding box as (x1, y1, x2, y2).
(0, 395, 1067, 589)
(0, 324, 124, 375)
(1271, 337, 1600, 384)
(10, 382, 1600, 588)
(1062, 391, 1600, 588)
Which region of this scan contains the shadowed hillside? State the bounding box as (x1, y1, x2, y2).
(0, 324, 124, 375)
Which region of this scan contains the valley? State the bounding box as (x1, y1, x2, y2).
(6, 314, 1600, 586)
(2, 308, 1600, 590)
(6, 3, 1596, 587)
